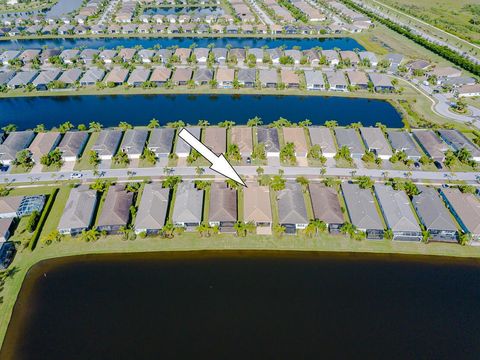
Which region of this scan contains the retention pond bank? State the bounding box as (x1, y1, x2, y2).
(2, 251, 480, 359)
(0, 94, 402, 129)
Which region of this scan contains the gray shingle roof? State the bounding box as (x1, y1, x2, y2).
(277, 182, 308, 225)
(374, 184, 420, 232)
(121, 129, 148, 156)
(209, 182, 237, 223)
(386, 130, 421, 158)
(135, 184, 170, 231)
(58, 131, 89, 158)
(335, 128, 364, 155)
(412, 186, 457, 231)
(148, 128, 175, 155)
(309, 183, 344, 224)
(97, 184, 133, 228)
(172, 181, 203, 224)
(58, 185, 97, 232)
(257, 127, 280, 153)
(0, 131, 35, 162)
(91, 130, 122, 157)
(341, 182, 383, 231)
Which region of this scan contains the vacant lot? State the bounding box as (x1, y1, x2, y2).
(377, 0, 480, 45)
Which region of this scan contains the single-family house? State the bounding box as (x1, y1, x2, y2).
(175, 127, 200, 157)
(334, 128, 364, 158)
(243, 183, 272, 234)
(120, 129, 148, 159)
(360, 127, 393, 160)
(150, 66, 171, 86)
(57, 185, 97, 235)
(341, 182, 384, 240)
(257, 127, 280, 157)
(237, 68, 256, 87)
(259, 68, 278, 88)
(96, 184, 133, 234)
(172, 67, 193, 85)
(308, 127, 336, 158)
(304, 70, 325, 90)
(57, 131, 89, 161)
(437, 129, 480, 162)
(280, 69, 300, 88)
(127, 68, 151, 87)
(208, 182, 237, 233)
(325, 71, 347, 92)
(172, 181, 203, 231)
(283, 127, 308, 157)
(309, 183, 344, 233)
(134, 184, 170, 234)
(277, 182, 309, 234)
(27, 131, 61, 163)
(386, 130, 421, 160)
(412, 186, 458, 242)
(91, 129, 123, 160)
(0, 131, 35, 165)
(374, 184, 422, 241)
(231, 127, 252, 157)
(216, 67, 235, 88)
(204, 127, 226, 155)
(148, 128, 175, 158)
(412, 129, 449, 162)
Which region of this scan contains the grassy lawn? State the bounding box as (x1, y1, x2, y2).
(237, 188, 244, 222)
(9, 165, 30, 174)
(335, 158, 356, 169)
(38, 186, 72, 240)
(41, 163, 63, 173)
(73, 132, 99, 171)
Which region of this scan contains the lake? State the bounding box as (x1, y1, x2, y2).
(0, 94, 403, 129)
(0, 37, 364, 51)
(2, 252, 480, 360)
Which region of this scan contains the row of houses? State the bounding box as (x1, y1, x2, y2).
(0, 47, 384, 68)
(1, 126, 478, 166)
(55, 179, 480, 243)
(0, 20, 359, 37)
(0, 65, 395, 93)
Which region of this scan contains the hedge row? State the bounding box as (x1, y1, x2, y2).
(28, 187, 59, 251)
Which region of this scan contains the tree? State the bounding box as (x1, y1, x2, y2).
(163, 175, 181, 189)
(197, 120, 210, 127)
(148, 118, 160, 129)
(118, 121, 133, 131)
(256, 166, 264, 176)
(161, 223, 175, 238)
(348, 122, 362, 129)
(81, 229, 101, 242)
(384, 229, 394, 240)
(13, 149, 33, 170)
(295, 176, 309, 190)
(273, 224, 286, 236)
(40, 148, 63, 169)
(355, 176, 374, 189)
(88, 150, 101, 168)
(194, 180, 211, 190)
(125, 182, 141, 193)
(226, 144, 242, 162)
(280, 142, 296, 165)
(234, 221, 255, 237)
(334, 145, 353, 164)
(58, 121, 74, 133)
(270, 175, 286, 191)
(89, 121, 103, 132)
(166, 120, 185, 129)
(113, 150, 130, 166)
(195, 166, 205, 176)
(307, 145, 326, 165)
(141, 147, 157, 165)
(361, 151, 376, 163)
(2, 124, 16, 133)
(218, 120, 235, 129)
(324, 120, 338, 128)
(41, 230, 63, 245)
(251, 143, 266, 161)
(271, 117, 292, 128)
(90, 179, 109, 192)
(33, 124, 46, 133)
(298, 119, 312, 127)
(119, 225, 135, 240)
(247, 116, 262, 127)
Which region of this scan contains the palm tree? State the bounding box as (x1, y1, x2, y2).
(273, 224, 286, 236)
(80, 229, 100, 242)
(298, 119, 312, 127)
(320, 167, 327, 177)
(147, 118, 160, 129)
(247, 116, 262, 127)
(256, 166, 264, 176)
(161, 223, 175, 238)
(118, 121, 133, 131)
(324, 120, 338, 128)
(197, 120, 210, 127)
(89, 121, 102, 132)
(195, 166, 205, 176)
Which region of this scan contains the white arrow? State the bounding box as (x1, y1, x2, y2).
(178, 128, 246, 187)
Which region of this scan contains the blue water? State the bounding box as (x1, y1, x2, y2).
(0, 37, 364, 51)
(0, 94, 402, 129)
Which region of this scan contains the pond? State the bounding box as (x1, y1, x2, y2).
(0, 94, 403, 129)
(0, 37, 364, 51)
(144, 6, 225, 16)
(2, 252, 480, 359)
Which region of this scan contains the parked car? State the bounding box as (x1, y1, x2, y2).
(70, 172, 83, 179)
(434, 161, 443, 170)
(414, 162, 420, 168)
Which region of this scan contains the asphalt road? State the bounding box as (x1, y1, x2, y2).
(3, 164, 478, 185)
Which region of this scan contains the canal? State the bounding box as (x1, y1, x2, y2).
(0, 94, 402, 129)
(2, 252, 480, 359)
(0, 36, 364, 51)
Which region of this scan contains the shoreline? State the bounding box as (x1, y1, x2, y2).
(2, 234, 480, 350)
